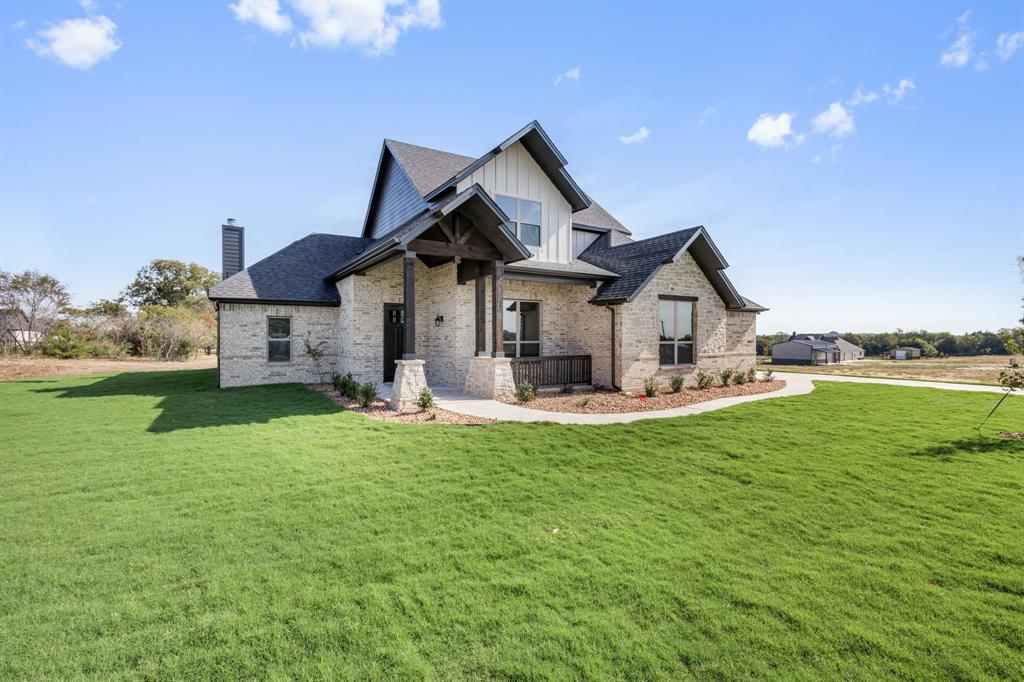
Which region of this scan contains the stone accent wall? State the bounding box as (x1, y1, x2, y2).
(218, 302, 339, 388)
(617, 252, 756, 392)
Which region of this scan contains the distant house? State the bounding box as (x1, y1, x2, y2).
(890, 346, 922, 360)
(0, 310, 42, 350)
(771, 332, 864, 366)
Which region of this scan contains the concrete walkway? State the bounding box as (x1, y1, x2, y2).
(432, 373, 1017, 425)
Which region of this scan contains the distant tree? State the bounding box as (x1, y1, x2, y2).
(0, 270, 71, 353)
(123, 260, 219, 307)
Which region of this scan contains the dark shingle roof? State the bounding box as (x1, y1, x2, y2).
(579, 228, 702, 303)
(209, 233, 373, 305)
(572, 201, 630, 235)
(386, 140, 475, 196)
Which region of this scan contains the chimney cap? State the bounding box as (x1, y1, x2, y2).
(225, 217, 237, 226)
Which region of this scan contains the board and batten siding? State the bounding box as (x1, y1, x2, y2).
(455, 141, 574, 264)
(366, 152, 427, 240)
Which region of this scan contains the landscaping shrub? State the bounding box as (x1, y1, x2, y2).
(357, 382, 378, 408)
(39, 322, 90, 359)
(746, 367, 757, 384)
(334, 372, 358, 400)
(762, 368, 775, 382)
(734, 370, 747, 385)
(643, 376, 658, 397)
(670, 375, 684, 393)
(514, 382, 536, 403)
(696, 371, 713, 389)
(417, 386, 435, 410)
(719, 368, 733, 387)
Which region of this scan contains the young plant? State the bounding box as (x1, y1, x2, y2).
(696, 371, 713, 390)
(670, 375, 685, 393)
(331, 372, 343, 392)
(762, 368, 775, 382)
(417, 386, 435, 410)
(514, 381, 536, 403)
(302, 333, 329, 383)
(336, 372, 358, 400)
(719, 368, 733, 387)
(357, 382, 378, 408)
(746, 367, 757, 384)
(643, 376, 658, 397)
(734, 370, 747, 385)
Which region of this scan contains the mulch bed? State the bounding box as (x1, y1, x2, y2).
(308, 384, 493, 425)
(998, 432, 1024, 440)
(510, 380, 787, 414)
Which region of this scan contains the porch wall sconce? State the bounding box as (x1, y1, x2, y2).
(434, 314, 444, 327)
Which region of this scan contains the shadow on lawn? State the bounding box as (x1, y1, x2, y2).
(907, 435, 1023, 460)
(32, 368, 339, 433)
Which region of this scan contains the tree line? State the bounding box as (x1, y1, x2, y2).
(756, 329, 1019, 358)
(1, 260, 219, 361)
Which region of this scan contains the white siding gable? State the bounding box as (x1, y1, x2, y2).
(455, 141, 573, 264)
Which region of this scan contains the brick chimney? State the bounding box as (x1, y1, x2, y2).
(221, 218, 244, 279)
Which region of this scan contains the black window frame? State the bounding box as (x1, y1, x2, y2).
(658, 295, 696, 367)
(495, 194, 542, 248)
(267, 316, 291, 363)
(501, 299, 541, 358)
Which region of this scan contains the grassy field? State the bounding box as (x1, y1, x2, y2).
(759, 354, 1015, 385)
(1, 369, 1022, 680)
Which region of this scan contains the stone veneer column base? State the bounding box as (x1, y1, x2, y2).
(390, 359, 428, 412)
(465, 356, 516, 401)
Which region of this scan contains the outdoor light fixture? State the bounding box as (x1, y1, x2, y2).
(434, 314, 444, 327)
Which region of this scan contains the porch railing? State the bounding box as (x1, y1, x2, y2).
(510, 354, 591, 387)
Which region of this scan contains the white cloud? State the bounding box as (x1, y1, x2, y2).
(696, 105, 717, 126)
(811, 102, 855, 139)
(292, 0, 442, 55)
(846, 87, 879, 106)
(618, 126, 650, 144)
(940, 11, 975, 68)
(25, 15, 120, 69)
(996, 31, 1024, 61)
(553, 66, 581, 86)
(746, 113, 795, 148)
(882, 78, 915, 103)
(230, 0, 293, 34)
(79, 0, 97, 11)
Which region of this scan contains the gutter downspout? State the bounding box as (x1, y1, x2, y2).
(609, 305, 619, 391)
(216, 302, 221, 388)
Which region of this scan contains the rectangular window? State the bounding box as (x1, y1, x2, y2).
(267, 316, 291, 363)
(658, 298, 695, 366)
(496, 194, 542, 247)
(501, 299, 540, 357)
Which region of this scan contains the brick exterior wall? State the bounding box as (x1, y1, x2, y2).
(218, 302, 339, 388)
(617, 252, 756, 392)
(218, 251, 756, 392)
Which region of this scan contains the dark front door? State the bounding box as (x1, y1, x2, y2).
(383, 304, 405, 382)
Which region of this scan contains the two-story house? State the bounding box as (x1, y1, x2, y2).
(209, 121, 766, 410)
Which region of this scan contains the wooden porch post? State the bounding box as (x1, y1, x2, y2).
(491, 260, 504, 357)
(403, 251, 416, 359)
(475, 267, 486, 356)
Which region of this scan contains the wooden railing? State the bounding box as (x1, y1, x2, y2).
(510, 354, 591, 387)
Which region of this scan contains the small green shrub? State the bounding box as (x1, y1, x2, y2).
(514, 382, 536, 403)
(670, 375, 684, 393)
(40, 322, 90, 359)
(746, 368, 757, 384)
(643, 376, 658, 397)
(331, 372, 343, 391)
(334, 372, 358, 400)
(357, 382, 378, 408)
(417, 386, 435, 410)
(696, 371, 713, 390)
(719, 368, 733, 387)
(734, 370, 747, 385)
(762, 368, 775, 382)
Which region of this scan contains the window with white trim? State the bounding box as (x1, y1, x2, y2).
(267, 316, 291, 362)
(495, 195, 542, 247)
(658, 298, 695, 365)
(502, 299, 540, 357)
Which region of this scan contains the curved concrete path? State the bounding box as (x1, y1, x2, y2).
(432, 373, 1017, 425)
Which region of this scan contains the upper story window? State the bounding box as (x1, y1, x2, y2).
(572, 228, 602, 257)
(495, 195, 542, 247)
(658, 297, 695, 366)
(267, 316, 291, 363)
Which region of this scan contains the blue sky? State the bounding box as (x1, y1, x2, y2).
(1, 0, 1022, 334)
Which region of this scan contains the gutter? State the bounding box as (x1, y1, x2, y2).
(609, 306, 619, 390)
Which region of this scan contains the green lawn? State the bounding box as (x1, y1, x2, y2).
(1, 370, 1022, 680)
